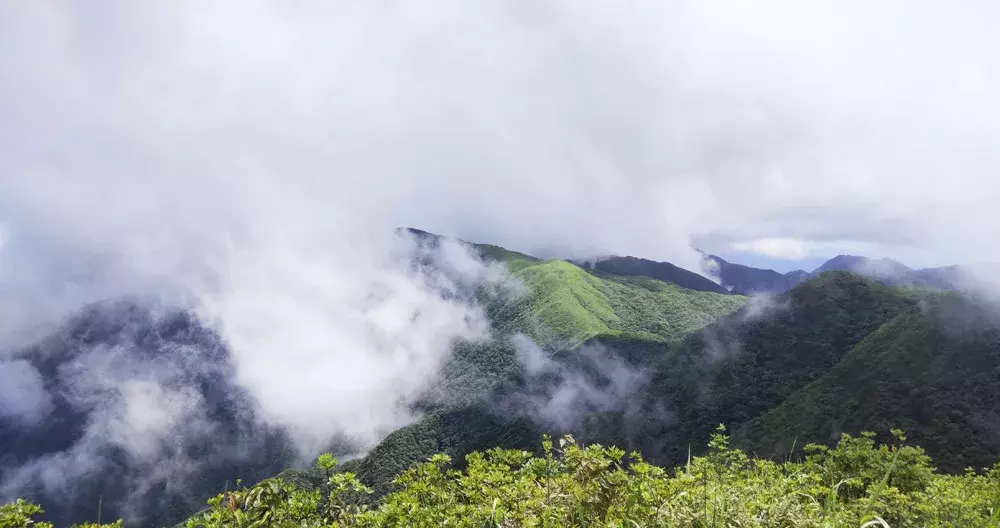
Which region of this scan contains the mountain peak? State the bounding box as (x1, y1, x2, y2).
(813, 255, 913, 278)
(812, 255, 870, 273)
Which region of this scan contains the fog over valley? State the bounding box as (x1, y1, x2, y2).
(1, 1, 999, 526)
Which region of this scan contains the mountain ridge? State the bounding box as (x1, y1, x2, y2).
(5, 229, 1000, 527)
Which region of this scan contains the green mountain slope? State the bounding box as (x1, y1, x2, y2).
(300, 244, 748, 505)
(735, 292, 1000, 472)
(160, 236, 1000, 526)
(584, 271, 919, 464)
(267, 271, 952, 511)
(488, 259, 747, 346)
(581, 255, 731, 294)
(471, 243, 540, 272)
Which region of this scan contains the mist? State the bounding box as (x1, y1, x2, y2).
(503, 335, 649, 431)
(2, 0, 1000, 523)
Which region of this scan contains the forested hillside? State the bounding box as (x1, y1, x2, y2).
(597, 272, 921, 466)
(5, 234, 1000, 528)
(303, 265, 1000, 516)
(737, 292, 1000, 472)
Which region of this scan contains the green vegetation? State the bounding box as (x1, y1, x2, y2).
(318, 406, 539, 500)
(11, 232, 1000, 527)
(10, 428, 999, 527)
(314, 248, 748, 509)
(620, 271, 920, 466)
(0, 499, 121, 528)
(284, 270, 1000, 525)
(488, 259, 746, 346)
(736, 292, 1000, 472)
(471, 243, 540, 273)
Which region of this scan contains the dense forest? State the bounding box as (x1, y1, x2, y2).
(3, 232, 1000, 527)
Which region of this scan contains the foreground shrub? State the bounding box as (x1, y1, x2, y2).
(5, 427, 999, 527)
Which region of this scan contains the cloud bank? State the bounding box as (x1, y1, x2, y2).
(4, 1, 999, 276)
(1, 0, 1000, 519)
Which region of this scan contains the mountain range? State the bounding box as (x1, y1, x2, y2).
(596, 248, 995, 296)
(2, 228, 999, 527)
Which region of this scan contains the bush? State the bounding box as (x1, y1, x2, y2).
(6, 429, 999, 527)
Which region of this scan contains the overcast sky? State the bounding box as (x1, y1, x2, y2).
(3, 1, 1000, 505)
(2, 0, 999, 278)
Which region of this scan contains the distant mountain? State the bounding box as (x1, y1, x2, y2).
(575, 250, 815, 296)
(812, 254, 881, 274)
(784, 269, 811, 283)
(706, 252, 999, 295)
(576, 255, 730, 294)
(812, 254, 922, 284)
(707, 254, 808, 295)
(808, 254, 999, 292)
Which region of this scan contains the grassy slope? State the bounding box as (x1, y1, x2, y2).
(490, 259, 747, 346)
(471, 243, 540, 272)
(735, 292, 1000, 472)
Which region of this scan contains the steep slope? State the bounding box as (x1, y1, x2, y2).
(326, 272, 914, 503)
(488, 259, 747, 346)
(579, 255, 730, 294)
(0, 300, 299, 528)
(708, 254, 809, 294)
(610, 272, 918, 465)
(297, 246, 748, 504)
(736, 292, 1000, 472)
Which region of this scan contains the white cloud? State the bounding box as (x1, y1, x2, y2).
(1, 0, 1000, 473)
(0, 360, 52, 426)
(730, 238, 810, 260)
(195, 234, 499, 449)
(3, 0, 1000, 274)
(105, 380, 204, 460)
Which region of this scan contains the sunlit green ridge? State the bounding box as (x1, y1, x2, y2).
(481, 252, 747, 346)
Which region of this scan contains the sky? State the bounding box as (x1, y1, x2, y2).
(2, 0, 1000, 280)
(0, 0, 997, 377)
